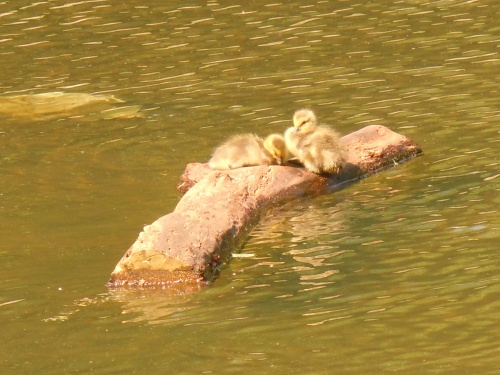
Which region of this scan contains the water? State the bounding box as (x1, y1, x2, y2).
(1, 0, 499, 373)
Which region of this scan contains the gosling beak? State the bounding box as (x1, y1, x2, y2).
(275, 157, 282, 165)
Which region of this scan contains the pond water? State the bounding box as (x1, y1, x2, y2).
(1, 0, 499, 373)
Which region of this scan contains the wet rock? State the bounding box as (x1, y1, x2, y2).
(108, 125, 421, 289)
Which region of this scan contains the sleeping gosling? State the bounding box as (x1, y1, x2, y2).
(209, 133, 288, 170)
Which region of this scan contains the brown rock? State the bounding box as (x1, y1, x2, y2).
(108, 125, 421, 289)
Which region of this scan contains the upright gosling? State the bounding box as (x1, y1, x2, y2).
(285, 109, 346, 174)
(209, 133, 288, 170)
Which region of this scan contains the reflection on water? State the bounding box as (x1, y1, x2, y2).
(1, 0, 499, 374)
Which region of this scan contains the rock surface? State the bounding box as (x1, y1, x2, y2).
(108, 125, 421, 289)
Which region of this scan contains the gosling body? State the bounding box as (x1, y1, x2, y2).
(209, 133, 288, 170)
(285, 109, 346, 174)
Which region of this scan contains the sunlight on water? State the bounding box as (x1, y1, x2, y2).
(1, 0, 499, 373)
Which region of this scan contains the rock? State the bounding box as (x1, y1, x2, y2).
(0, 92, 143, 121)
(108, 125, 421, 289)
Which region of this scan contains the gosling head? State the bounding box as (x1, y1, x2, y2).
(263, 134, 289, 165)
(293, 108, 318, 134)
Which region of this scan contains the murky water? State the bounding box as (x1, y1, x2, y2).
(1, 0, 499, 374)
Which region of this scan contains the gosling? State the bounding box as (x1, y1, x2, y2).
(208, 133, 288, 170)
(263, 133, 289, 165)
(285, 108, 346, 174)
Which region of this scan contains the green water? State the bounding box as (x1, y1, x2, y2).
(1, 1, 499, 374)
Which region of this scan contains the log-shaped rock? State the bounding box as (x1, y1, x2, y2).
(108, 125, 421, 288)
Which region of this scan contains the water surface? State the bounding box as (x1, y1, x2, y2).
(1, 0, 499, 374)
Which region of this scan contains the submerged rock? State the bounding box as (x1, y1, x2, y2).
(108, 125, 422, 289)
(0, 91, 142, 121)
